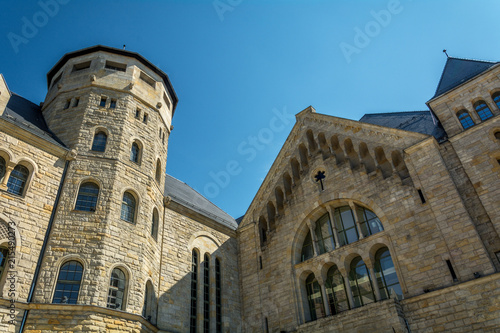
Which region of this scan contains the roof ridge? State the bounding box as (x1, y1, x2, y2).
(446, 56, 497, 64)
(361, 110, 430, 117)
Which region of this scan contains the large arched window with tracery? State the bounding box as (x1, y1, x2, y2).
(305, 273, 325, 321)
(356, 206, 384, 238)
(375, 248, 403, 300)
(349, 257, 375, 308)
(325, 265, 349, 314)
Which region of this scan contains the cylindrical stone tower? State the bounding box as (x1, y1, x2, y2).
(34, 45, 177, 319)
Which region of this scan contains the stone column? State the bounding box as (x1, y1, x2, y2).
(349, 202, 364, 240)
(340, 269, 355, 309)
(318, 279, 331, 317)
(326, 206, 340, 248)
(367, 260, 382, 301)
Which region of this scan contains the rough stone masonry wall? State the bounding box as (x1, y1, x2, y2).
(0, 131, 65, 301)
(403, 272, 500, 332)
(158, 206, 241, 333)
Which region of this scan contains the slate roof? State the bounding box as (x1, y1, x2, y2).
(433, 57, 498, 98)
(1, 93, 66, 149)
(359, 110, 447, 142)
(164, 174, 238, 230)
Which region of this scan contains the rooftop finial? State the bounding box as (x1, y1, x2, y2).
(123, 44, 126, 50)
(443, 49, 449, 58)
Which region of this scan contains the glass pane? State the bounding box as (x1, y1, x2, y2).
(7, 165, 29, 195)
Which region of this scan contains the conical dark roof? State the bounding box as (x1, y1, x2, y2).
(433, 57, 498, 98)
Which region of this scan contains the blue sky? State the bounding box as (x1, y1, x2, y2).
(1, 0, 500, 218)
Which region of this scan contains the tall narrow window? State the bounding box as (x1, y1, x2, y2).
(107, 268, 126, 310)
(143, 113, 148, 124)
(356, 206, 384, 238)
(301, 231, 314, 262)
(75, 182, 99, 212)
(349, 257, 375, 308)
(52, 261, 83, 304)
(64, 99, 70, 109)
(121, 191, 136, 223)
(130, 142, 140, 163)
(216, 258, 222, 333)
(155, 159, 162, 183)
(100, 97, 107, 107)
(151, 208, 159, 241)
(73, 98, 79, 107)
(375, 248, 403, 300)
(305, 273, 325, 321)
(91, 131, 107, 152)
(333, 206, 359, 246)
(325, 265, 349, 314)
(203, 254, 210, 333)
(0, 247, 8, 281)
(110, 99, 117, 109)
(142, 281, 154, 321)
(0, 156, 6, 180)
(315, 213, 335, 254)
(190, 250, 198, 333)
(474, 101, 494, 121)
(457, 110, 474, 129)
(7, 164, 29, 196)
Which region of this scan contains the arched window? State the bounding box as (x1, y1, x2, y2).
(107, 268, 126, 310)
(305, 273, 325, 321)
(301, 231, 314, 262)
(492, 92, 500, 110)
(215, 258, 222, 333)
(0, 156, 5, 180)
(355, 206, 384, 238)
(7, 164, 29, 196)
(75, 182, 99, 211)
(315, 213, 335, 254)
(52, 260, 83, 304)
(325, 265, 349, 314)
(203, 254, 210, 333)
(121, 191, 136, 223)
(151, 208, 159, 240)
(333, 206, 359, 246)
(0, 247, 8, 282)
(190, 250, 198, 333)
(91, 131, 107, 152)
(142, 281, 154, 321)
(130, 142, 140, 163)
(474, 100, 494, 121)
(457, 110, 474, 129)
(349, 257, 375, 308)
(375, 248, 403, 300)
(155, 159, 162, 183)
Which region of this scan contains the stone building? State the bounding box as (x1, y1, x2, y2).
(0, 46, 499, 332)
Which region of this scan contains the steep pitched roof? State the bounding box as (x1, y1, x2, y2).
(164, 174, 238, 230)
(1, 93, 66, 148)
(433, 57, 498, 98)
(359, 111, 447, 142)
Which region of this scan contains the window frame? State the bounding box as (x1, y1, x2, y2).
(474, 100, 494, 121)
(52, 260, 84, 305)
(120, 191, 138, 223)
(107, 267, 127, 310)
(7, 164, 30, 196)
(74, 181, 100, 212)
(91, 131, 108, 152)
(457, 109, 475, 129)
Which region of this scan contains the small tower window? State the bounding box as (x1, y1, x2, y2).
(135, 108, 141, 119)
(474, 101, 494, 121)
(457, 110, 474, 129)
(91, 131, 107, 152)
(7, 164, 29, 196)
(107, 268, 127, 310)
(53, 261, 83, 304)
(73, 98, 79, 107)
(75, 182, 99, 212)
(130, 142, 140, 163)
(64, 99, 71, 109)
(110, 99, 117, 109)
(143, 113, 148, 124)
(152, 208, 159, 241)
(105, 61, 127, 72)
(100, 97, 107, 107)
(121, 191, 137, 223)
